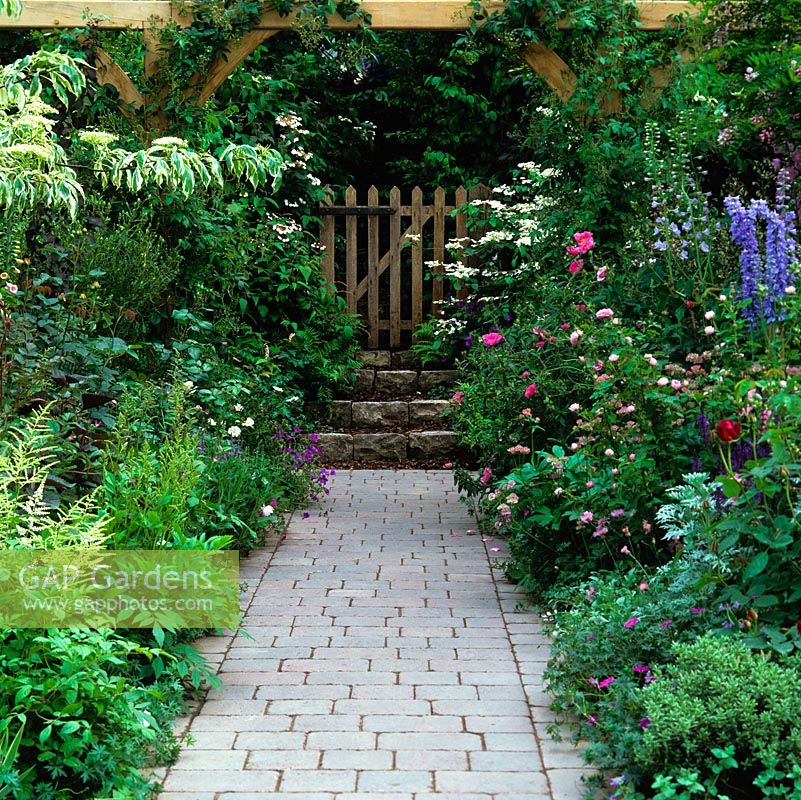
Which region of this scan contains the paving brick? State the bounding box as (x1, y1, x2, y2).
(358, 770, 434, 792)
(245, 750, 321, 769)
(321, 750, 393, 769)
(279, 769, 357, 792)
(306, 731, 377, 750)
(169, 749, 247, 770)
(377, 732, 483, 750)
(435, 770, 549, 793)
(469, 750, 543, 771)
(162, 770, 278, 792)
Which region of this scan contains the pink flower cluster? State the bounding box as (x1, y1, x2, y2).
(482, 332, 505, 347)
(567, 231, 595, 256)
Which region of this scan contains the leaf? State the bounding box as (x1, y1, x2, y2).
(743, 551, 769, 580)
(720, 476, 741, 499)
(59, 721, 80, 735)
(39, 724, 52, 744)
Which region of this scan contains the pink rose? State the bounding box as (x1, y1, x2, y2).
(451, 391, 465, 404)
(568, 259, 584, 274)
(480, 467, 492, 484)
(482, 332, 505, 347)
(523, 382, 538, 398)
(596, 308, 614, 319)
(596, 266, 607, 281)
(566, 231, 595, 255)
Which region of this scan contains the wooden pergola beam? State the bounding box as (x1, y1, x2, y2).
(184, 29, 279, 106)
(3, 0, 692, 31)
(520, 43, 578, 102)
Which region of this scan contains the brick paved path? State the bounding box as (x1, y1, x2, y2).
(159, 470, 588, 799)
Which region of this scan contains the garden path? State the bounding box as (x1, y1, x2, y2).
(158, 470, 590, 800)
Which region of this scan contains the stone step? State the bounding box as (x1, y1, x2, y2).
(308, 400, 451, 432)
(345, 368, 458, 398)
(315, 431, 461, 463)
(357, 350, 427, 369)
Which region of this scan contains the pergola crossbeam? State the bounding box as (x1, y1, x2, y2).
(3, 1, 691, 31)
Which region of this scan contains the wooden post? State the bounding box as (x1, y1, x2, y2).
(454, 186, 469, 301)
(319, 187, 335, 293)
(345, 185, 358, 314)
(432, 186, 445, 319)
(367, 185, 380, 349)
(389, 186, 402, 348)
(411, 186, 424, 333)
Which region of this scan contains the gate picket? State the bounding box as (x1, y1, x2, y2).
(318, 184, 487, 347)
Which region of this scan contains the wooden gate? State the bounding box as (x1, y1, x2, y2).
(318, 184, 490, 349)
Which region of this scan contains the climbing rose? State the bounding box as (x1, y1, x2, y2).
(596, 266, 607, 281)
(568, 259, 584, 274)
(480, 467, 492, 484)
(482, 332, 505, 347)
(567, 231, 595, 255)
(596, 308, 614, 319)
(715, 419, 742, 442)
(524, 382, 538, 398)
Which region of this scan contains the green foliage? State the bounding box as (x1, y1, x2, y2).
(638, 636, 801, 797)
(73, 212, 181, 335)
(0, 721, 32, 798)
(0, 628, 182, 800)
(0, 409, 108, 549)
(0, 51, 85, 216)
(83, 133, 285, 199)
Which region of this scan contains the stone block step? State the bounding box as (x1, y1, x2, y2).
(356, 350, 455, 370)
(341, 368, 458, 399)
(315, 431, 461, 463)
(308, 400, 450, 432)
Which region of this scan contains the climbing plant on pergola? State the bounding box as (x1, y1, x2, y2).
(1, 0, 691, 131)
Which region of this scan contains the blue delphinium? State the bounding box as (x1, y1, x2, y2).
(724, 171, 798, 324)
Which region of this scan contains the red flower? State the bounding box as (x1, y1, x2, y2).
(715, 419, 742, 442)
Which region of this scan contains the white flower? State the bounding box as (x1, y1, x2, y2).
(704, 325, 715, 335)
(704, 310, 715, 320)
(786, 286, 797, 295)
(183, 380, 194, 390)
(227, 425, 242, 438)
(243, 417, 255, 428)
(273, 386, 284, 393)
(260, 505, 275, 517)
(208, 418, 217, 427)
(151, 136, 188, 148)
(234, 403, 244, 412)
